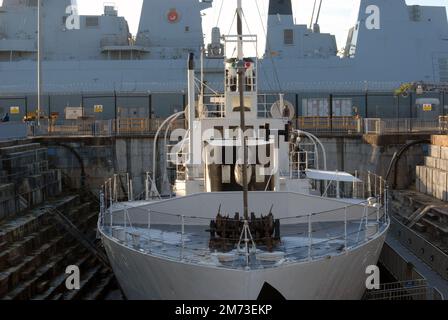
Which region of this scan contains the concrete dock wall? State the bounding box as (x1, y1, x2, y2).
(36, 134, 426, 196)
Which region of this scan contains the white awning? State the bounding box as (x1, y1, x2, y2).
(207, 139, 274, 147)
(305, 169, 362, 183)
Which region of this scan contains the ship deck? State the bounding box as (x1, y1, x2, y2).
(102, 220, 388, 270)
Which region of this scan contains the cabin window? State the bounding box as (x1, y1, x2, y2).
(284, 29, 294, 45)
(27, 0, 38, 7)
(185, 26, 190, 32)
(86, 17, 100, 28)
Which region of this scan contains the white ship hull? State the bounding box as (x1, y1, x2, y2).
(101, 225, 388, 300)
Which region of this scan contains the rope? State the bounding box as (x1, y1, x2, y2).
(215, 0, 225, 27)
(254, 0, 282, 93)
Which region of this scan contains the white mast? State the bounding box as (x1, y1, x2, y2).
(236, 0, 249, 221)
(237, 0, 244, 60)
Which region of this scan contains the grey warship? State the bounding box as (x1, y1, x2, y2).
(0, 0, 447, 122)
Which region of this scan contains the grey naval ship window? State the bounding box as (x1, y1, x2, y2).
(284, 29, 294, 45)
(27, 0, 38, 7)
(86, 17, 100, 28)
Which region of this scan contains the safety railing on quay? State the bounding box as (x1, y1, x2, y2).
(19, 116, 448, 138)
(364, 117, 448, 135)
(364, 279, 444, 300)
(296, 116, 363, 135)
(26, 118, 186, 137)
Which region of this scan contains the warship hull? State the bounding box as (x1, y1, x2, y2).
(100, 225, 388, 300)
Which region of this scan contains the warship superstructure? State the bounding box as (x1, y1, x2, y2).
(0, 0, 447, 121)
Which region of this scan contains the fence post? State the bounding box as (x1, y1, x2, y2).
(385, 186, 389, 223)
(113, 174, 118, 202)
(99, 187, 105, 224)
(379, 178, 383, 206)
(344, 207, 348, 252)
(308, 213, 313, 260)
(110, 199, 113, 229)
(373, 174, 378, 198)
(124, 208, 127, 232)
(181, 215, 185, 260)
(109, 178, 113, 208)
(147, 209, 152, 250)
(127, 173, 131, 201)
(377, 205, 380, 223)
(364, 205, 368, 234)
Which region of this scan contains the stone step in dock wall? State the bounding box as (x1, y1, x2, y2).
(0, 195, 120, 300)
(0, 139, 122, 300)
(0, 140, 62, 222)
(416, 136, 448, 202)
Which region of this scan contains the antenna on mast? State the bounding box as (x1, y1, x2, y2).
(313, 0, 323, 33)
(310, 0, 317, 29)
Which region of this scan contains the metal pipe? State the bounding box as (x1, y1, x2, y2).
(296, 130, 327, 170)
(152, 111, 184, 190)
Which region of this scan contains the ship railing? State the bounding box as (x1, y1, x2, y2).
(318, 171, 388, 204)
(257, 94, 293, 119)
(199, 93, 291, 119)
(289, 151, 314, 179)
(99, 192, 389, 269)
(200, 94, 226, 119)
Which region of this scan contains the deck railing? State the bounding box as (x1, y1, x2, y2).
(98, 171, 389, 269)
(99, 196, 388, 269)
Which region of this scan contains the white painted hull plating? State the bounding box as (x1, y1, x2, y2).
(101, 226, 388, 300)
